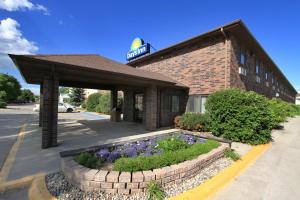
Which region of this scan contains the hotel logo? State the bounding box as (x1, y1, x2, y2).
(126, 37, 150, 61)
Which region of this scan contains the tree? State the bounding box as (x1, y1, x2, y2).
(59, 87, 70, 94)
(18, 89, 35, 102)
(69, 88, 85, 106)
(0, 91, 7, 108)
(0, 73, 21, 102)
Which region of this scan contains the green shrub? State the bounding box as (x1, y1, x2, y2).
(146, 181, 165, 200)
(205, 89, 274, 145)
(224, 149, 240, 161)
(81, 102, 86, 109)
(95, 93, 111, 114)
(0, 91, 7, 108)
(74, 152, 102, 169)
(0, 101, 7, 108)
(175, 113, 209, 131)
(157, 136, 188, 152)
(86, 93, 101, 111)
(113, 140, 219, 172)
(268, 99, 300, 127)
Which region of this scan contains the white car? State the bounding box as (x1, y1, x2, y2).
(33, 103, 75, 113)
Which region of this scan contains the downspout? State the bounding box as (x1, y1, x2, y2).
(221, 27, 229, 89)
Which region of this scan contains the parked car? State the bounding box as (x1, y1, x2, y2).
(33, 102, 75, 112)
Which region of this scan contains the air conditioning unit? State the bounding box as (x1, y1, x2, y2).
(239, 67, 247, 76)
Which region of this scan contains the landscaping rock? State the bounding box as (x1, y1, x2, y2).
(46, 157, 232, 200)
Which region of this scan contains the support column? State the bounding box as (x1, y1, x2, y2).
(39, 83, 43, 127)
(42, 77, 59, 149)
(145, 85, 158, 130)
(110, 89, 118, 110)
(123, 90, 134, 122)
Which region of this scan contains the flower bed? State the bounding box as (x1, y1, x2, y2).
(61, 133, 229, 195)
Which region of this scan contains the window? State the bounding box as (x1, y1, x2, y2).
(240, 48, 246, 65)
(186, 95, 207, 113)
(265, 71, 268, 80)
(171, 95, 179, 113)
(255, 60, 261, 83)
(255, 61, 260, 74)
(201, 96, 207, 113)
(239, 67, 247, 76)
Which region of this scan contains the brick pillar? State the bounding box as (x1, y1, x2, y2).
(111, 89, 118, 110)
(42, 77, 59, 148)
(39, 83, 43, 127)
(123, 90, 134, 122)
(145, 85, 158, 130)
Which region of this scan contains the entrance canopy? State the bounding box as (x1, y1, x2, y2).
(9, 54, 187, 149)
(9, 54, 186, 90)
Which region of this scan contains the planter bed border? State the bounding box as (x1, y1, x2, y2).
(61, 143, 229, 195)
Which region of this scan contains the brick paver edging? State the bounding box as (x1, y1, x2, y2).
(61, 143, 229, 195)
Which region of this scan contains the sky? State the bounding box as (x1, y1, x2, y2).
(0, 0, 299, 95)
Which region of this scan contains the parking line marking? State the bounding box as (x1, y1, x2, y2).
(0, 123, 27, 184)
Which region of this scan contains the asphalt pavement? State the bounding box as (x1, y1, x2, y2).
(0, 104, 37, 169)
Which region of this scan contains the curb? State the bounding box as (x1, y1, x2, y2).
(28, 174, 57, 200)
(168, 143, 272, 200)
(0, 173, 44, 193)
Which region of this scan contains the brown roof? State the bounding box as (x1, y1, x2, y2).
(127, 19, 297, 94)
(9, 54, 187, 88)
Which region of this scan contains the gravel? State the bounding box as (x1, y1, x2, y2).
(46, 157, 233, 200)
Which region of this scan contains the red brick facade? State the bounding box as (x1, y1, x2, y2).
(128, 24, 296, 103)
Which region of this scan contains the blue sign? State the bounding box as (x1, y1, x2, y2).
(127, 37, 150, 61)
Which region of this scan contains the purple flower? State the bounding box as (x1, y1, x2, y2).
(197, 138, 206, 143)
(107, 150, 120, 162)
(147, 139, 157, 147)
(125, 146, 138, 157)
(96, 148, 109, 159)
(136, 141, 147, 151)
(143, 150, 152, 157)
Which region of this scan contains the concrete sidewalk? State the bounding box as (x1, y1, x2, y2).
(7, 118, 175, 181)
(213, 117, 300, 200)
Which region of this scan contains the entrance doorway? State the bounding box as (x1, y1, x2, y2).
(134, 93, 144, 122)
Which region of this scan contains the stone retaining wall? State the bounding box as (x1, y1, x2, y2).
(61, 143, 228, 195)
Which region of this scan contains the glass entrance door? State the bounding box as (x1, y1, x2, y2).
(134, 93, 144, 122)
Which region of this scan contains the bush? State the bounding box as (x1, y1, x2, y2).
(81, 102, 86, 109)
(74, 152, 102, 169)
(268, 99, 300, 127)
(113, 140, 219, 172)
(0, 91, 7, 108)
(86, 93, 101, 111)
(146, 181, 165, 200)
(224, 149, 240, 161)
(95, 93, 111, 114)
(174, 113, 209, 131)
(157, 136, 188, 152)
(205, 89, 274, 145)
(0, 101, 7, 108)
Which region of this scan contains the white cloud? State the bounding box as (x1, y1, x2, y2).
(0, 18, 38, 68)
(0, 0, 49, 15)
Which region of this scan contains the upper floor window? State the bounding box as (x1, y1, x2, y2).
(255, 60, 261, 83)
(265, 68, 269, 80)
(240, 48, 246, 65)
(255, 61, 260, 74)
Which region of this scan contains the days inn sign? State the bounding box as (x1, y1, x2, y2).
(126, 37, 150, 61)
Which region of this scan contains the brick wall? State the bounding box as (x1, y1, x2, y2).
(131, 34, 295, 103)
(61, 143, 228, 194)
(229, 35, 296, 103)
(133, 36, 229, 95)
